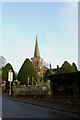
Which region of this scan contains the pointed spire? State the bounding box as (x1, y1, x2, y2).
(34, 35, 40, 58)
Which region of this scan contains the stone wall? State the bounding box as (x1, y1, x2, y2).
(12, 85, 48, 97)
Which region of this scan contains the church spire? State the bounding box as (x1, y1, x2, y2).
(34, 35, 40, 58)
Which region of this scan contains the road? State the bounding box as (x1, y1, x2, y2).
(2, 96, 76, 119)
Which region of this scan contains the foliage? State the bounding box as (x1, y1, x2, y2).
(17, 58, 39, 84)
(14, 72, 18, 80)
(44, 69, 52, 80)
(59, 61, 78, 73)
(0, 70, 2, 77)
(49, 71, 80, 99)
(2, 63, 16, 81)
(72, 62, 78, 71)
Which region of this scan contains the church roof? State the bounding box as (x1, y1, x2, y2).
(34, 36, 40, 58)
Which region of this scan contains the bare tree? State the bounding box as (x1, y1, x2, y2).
(0, 56, 6, 68)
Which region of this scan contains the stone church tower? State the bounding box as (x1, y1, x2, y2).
(31, 36, 44, 71)
(31, 36, 48, 78)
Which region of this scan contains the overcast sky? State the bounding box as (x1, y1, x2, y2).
(0, 1, 78, 72)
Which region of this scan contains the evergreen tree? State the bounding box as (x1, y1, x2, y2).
(17, 58, 39, 84)
(72, 62, 78, 71)
(2, 63, 16, 81)
(60, 61, 78, 73)
(44, 69, 52, 80)
(0, 70, 2, 77)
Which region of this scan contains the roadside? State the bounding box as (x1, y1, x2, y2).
(2, 93, 80, 119)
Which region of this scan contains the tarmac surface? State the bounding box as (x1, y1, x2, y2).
(2, 93, 80, 119)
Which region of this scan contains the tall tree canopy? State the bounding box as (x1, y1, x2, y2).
(2, 63, 16, 81)
(0, 70, 2, 77)
(72, 62, 78, 71)
(59, 61, 78, 73)
(17, 58, 39, 84)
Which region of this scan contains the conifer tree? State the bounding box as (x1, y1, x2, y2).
(60, 61, 78, 73)
(2, 63, 16, 81)
(17, 58, 39, 84)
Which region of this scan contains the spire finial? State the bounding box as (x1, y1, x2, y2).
(36, 35, 37, 41)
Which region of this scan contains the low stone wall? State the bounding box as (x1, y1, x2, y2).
(12, 85, 48, 97)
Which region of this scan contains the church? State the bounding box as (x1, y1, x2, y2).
(31, 36, 48, 78)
